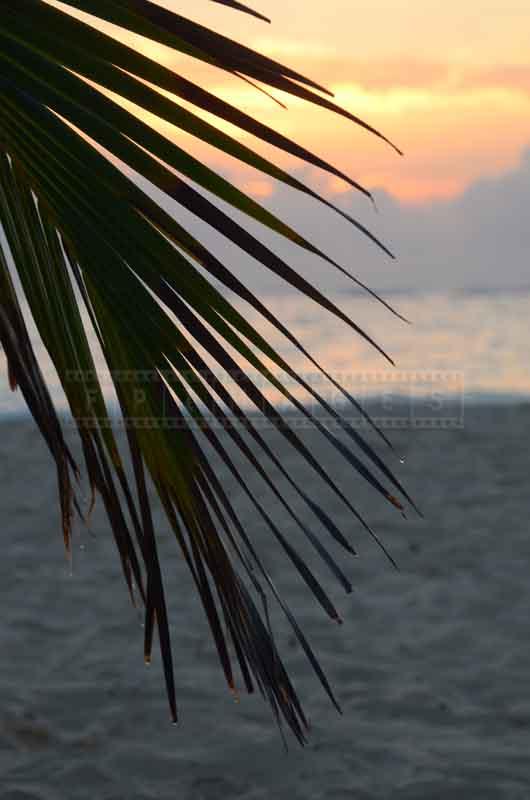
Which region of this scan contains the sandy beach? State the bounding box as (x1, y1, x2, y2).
(1, 402, 530, 798)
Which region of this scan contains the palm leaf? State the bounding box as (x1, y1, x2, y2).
(0, 0, 411, 744)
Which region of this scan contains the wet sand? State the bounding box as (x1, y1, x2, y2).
(1, 403, 530, 798)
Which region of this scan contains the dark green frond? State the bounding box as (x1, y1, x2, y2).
(0, 0, 411, 744)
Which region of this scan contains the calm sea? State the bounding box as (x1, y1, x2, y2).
(1, 288, 528, 418)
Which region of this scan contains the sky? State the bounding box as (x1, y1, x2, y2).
(142, 146, 530, 293)
(52, 0, 530, 290)
(123, 0, 530, 205)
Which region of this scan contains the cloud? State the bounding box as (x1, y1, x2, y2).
(457, 65, 530, 95)
(282, 147, 530, 291)
(120, 54, 530, 204)
(246, 48, 453, 92)
(162, 145, 530, 296)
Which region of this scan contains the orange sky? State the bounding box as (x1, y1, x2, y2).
(54, 0, 530, 204)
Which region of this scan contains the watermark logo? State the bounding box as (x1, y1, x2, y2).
(65, 368, 465, 431)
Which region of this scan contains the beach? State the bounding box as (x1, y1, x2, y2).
(1, 402, 530, 798)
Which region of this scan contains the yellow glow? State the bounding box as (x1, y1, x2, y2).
(47, 0, 530, 205)
(333, 85, 529, 115)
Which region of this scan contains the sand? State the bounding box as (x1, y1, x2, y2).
(1, 402, 530, 798)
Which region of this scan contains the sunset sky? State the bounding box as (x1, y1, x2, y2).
(119, 0, 530, 205)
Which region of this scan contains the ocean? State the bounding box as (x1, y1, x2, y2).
(1, 288, 529, 417)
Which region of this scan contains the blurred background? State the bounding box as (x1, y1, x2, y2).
(1, 2, 530, 798)
(2, 0, 530, 414)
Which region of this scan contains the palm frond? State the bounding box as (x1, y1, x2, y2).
(0, 0, 411, 744)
